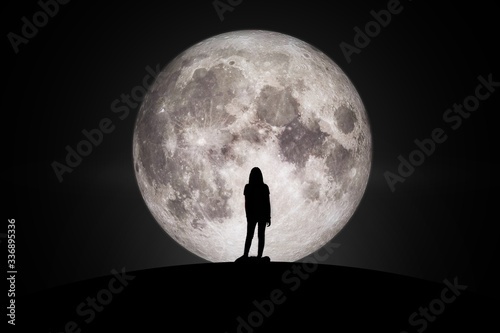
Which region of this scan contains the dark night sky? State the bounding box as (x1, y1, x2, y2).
(5, 0, 498, 297)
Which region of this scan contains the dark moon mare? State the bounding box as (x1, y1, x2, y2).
(133, 30, 371, 262)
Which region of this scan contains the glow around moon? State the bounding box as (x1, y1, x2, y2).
(133, 30, 371, 262)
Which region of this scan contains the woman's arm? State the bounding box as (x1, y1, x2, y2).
(244, 184, 248, 216)
(265, 186, 271, 226)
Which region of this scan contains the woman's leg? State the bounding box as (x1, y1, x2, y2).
(257, 221, 266, 258)
(244, 220, 257, 256)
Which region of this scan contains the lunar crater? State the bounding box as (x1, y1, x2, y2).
(278, 117, 329, 168)
(256, 85, 300, 126)
(335, 105, 358, 134)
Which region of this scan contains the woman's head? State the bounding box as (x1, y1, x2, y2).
(249, 167, 264, 184)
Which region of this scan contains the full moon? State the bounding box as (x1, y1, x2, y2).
(133, 30, 371, 262)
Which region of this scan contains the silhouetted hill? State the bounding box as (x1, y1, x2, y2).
(18, 263, 497, 332)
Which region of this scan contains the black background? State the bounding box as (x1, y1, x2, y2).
(4, 0, 499, 325)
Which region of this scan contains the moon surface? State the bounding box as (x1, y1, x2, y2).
(133, 30, 371, 262)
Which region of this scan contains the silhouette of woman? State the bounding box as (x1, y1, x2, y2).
(242, 167, 271, 258)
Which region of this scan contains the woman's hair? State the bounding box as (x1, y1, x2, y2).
(249, 167, 264, 184)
